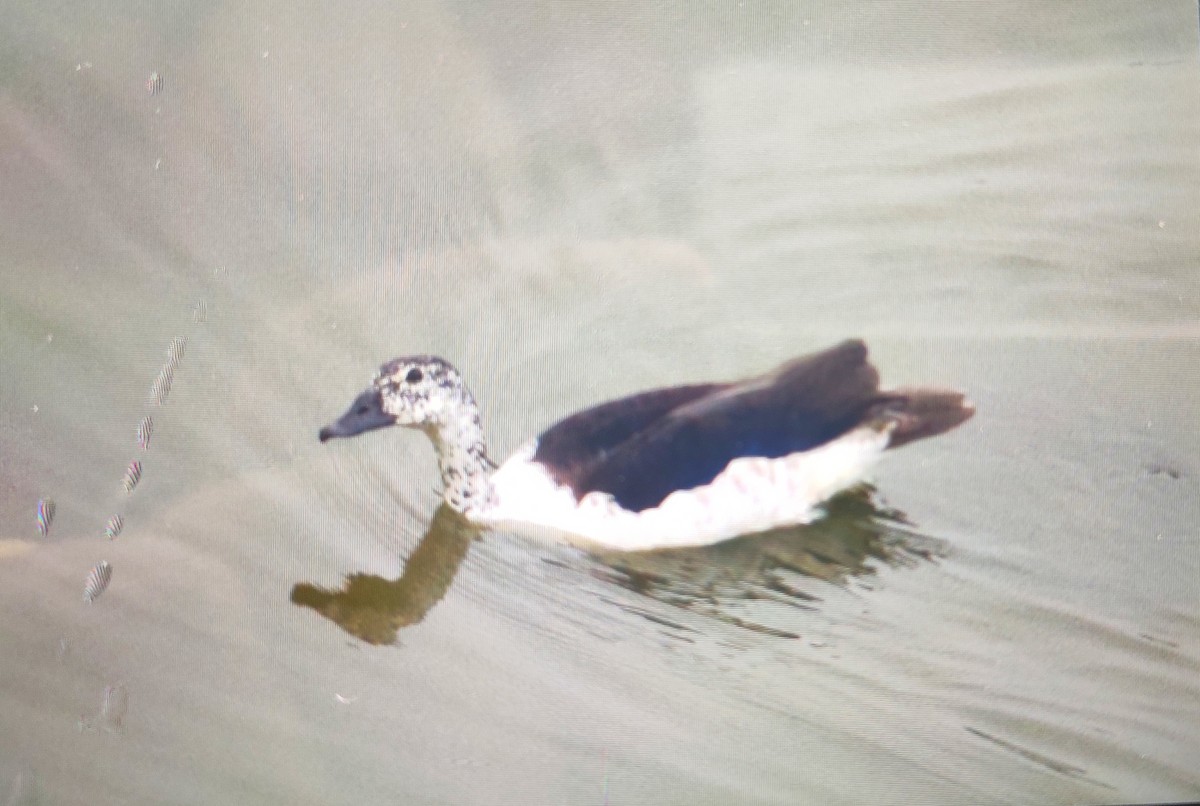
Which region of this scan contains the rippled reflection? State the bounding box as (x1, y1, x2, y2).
(291, 505, 481, 645)
(294, 485, 945, 644)
(581, 484, 947, 638)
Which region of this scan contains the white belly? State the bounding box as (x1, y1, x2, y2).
(476, 426, 892, 552)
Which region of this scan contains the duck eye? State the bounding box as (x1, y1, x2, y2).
(405, 368, 423, 384)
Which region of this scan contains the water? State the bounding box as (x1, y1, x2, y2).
(1, 2, 1198, 803)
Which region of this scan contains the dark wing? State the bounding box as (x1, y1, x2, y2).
(533, 382, 731, 483)
(570, 339, 884, 512)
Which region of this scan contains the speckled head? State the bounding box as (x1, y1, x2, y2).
(318, 356, 469, 442)
(374, 356, 471, 427)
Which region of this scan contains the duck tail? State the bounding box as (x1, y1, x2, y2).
(872, 388, 975, 449)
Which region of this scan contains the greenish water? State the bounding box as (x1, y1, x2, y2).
(1, 2, 1198, 804)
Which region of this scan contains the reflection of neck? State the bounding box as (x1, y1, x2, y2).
(428, 395, 494, 515)
(289, 504, 480, 645)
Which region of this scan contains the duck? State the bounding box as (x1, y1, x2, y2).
(318, 339, 974, 552)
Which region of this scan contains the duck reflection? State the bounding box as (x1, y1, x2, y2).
(290, 505, 481, 645)
(581, 484, 946, 638)
(292, 485, 943, 644)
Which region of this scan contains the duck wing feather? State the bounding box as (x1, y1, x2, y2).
(542, 339, 885, 512)
(533, 382, 730, 482)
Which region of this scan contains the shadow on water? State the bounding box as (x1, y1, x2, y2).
(293, 485, 946, 645)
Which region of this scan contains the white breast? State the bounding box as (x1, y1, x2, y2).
(477, 426, 892, 552)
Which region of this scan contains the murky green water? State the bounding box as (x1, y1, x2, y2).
(2, 3, 1198, 804)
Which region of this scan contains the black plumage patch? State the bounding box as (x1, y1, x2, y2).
(533, 382, 729, 481)
(536, 340, 890, 513)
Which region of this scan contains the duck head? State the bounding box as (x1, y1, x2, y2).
(319, 356, 470, 442)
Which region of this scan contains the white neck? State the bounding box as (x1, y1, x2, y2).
(426, 394, 495, 516)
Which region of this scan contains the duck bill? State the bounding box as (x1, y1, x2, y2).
(319, 388, 397, 442)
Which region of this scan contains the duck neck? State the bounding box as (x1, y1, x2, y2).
(427, 394, 495, 516)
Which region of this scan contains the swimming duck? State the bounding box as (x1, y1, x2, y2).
(319, 339, 973, 552)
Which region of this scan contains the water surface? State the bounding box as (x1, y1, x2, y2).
(1, 3, 1198, 804)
